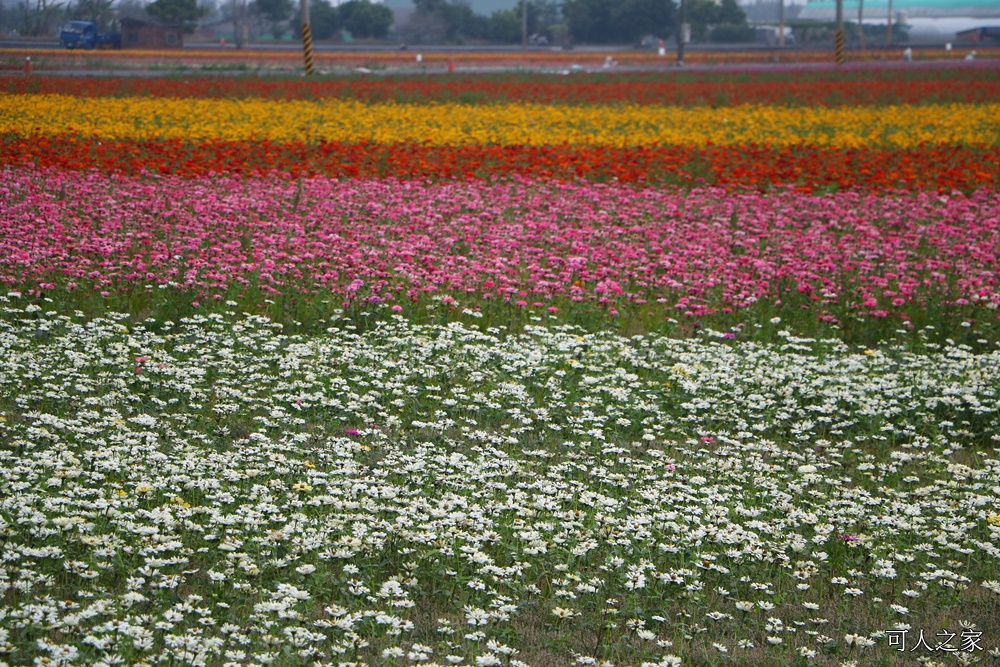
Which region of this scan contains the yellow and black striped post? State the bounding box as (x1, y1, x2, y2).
(301, 0, 315, 75)
(834, 0, 844, 65)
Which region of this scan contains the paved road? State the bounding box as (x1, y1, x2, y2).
(1, 38, 968, 53)
(4, 37, 990, 77)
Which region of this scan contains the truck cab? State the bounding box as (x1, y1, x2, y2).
(60, 20, 121, 49)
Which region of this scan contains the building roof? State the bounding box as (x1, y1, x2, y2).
(800, 0, 1000, 19)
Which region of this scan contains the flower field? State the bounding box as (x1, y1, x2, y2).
(4, 46, 998, 74)
(3, 70, 999, 190)
(1, 63, 1000, 667)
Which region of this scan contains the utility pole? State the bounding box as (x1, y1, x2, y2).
(521, 0, 527, 52)
(858, 0, 864, 50)
(677, 0, 686, 66)
(779, 0, 784, 47)
(301, 0, 314, 74)
(834, 0, 844, 65)
(886, 0, 893, 44)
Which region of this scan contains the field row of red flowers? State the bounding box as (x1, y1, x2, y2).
(5, 45, 997, 71)
(4, 134, 997, 191)
(6, 68, 1000, 106)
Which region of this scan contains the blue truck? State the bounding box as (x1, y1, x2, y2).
(59, 21, 122, 49)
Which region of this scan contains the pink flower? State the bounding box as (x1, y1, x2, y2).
(4, 171, 996, 323)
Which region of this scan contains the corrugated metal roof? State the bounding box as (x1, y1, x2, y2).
(801, 0, 1000, 19)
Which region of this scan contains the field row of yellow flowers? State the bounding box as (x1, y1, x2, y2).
(3, 94, 998, 148)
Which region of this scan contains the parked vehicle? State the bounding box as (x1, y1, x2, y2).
(59, 21, 121, 49)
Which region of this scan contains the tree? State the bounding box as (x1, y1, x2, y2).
(0, 1, 21, 34)
(563, 0, 674, 44)
(70, 0, 114, 28)
(397, 9, 447, 43)
(486, 1, 558, 44)
(117, 0, 150, 20)
(18, 0, 64, 36)
(486, 7, 520, 43)
(338, 0, 392, 38)
(685, 0, 716, 40)
(147, 0, 207, 31)
(716, 0, 747, 25)
(610, 0, 674, 43)
(561, 0, 611, 43)
(250, 0, 292, 38)
(411, 0, 485, 43)
(686, 0, 744, 41)
(226, 0, 249, 45)
(309, 0, 339, 39)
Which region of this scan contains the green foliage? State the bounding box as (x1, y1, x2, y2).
(251, 0, 292, 37)
(253, 0, 291, 23)
(563, 0, 675, 44)
(146, 0, 207, 31)
(17, 0, 64, 36)
(339, 0, 393, 39)
(709, 23, 753, 43)
(485, 2, 556, 44)
(717, 0, 747, 24)
(69, 0, 114, 27)
(682, 0, 747, 41)
(412, 0, 487, 43)
(487, 6, 521, 43)
(310, 0, 340, 39)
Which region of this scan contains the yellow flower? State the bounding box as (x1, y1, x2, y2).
(114, 489, 127, 498)
(170, 495, 191, 508)
(292, 482, 313, 492)
(988, 513, 1000, 526)
(303, 461, 315, 469)
(2, 94, 996, 149)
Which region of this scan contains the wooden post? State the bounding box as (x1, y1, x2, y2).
(835, 0, 844, 65)
(521, 0, 527, 52)
(301, 0, 314, 75)
(886, 0, 893, 45)
(858, 0, 864, 50)
(677, 0, 686, 66)
(779, 0, 785, 47)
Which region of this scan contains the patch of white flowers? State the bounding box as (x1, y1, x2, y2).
(0, 308, 998, 666)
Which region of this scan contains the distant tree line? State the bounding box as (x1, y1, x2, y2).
(4, 0, 750, 45)
(399, 0, 748, 46)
